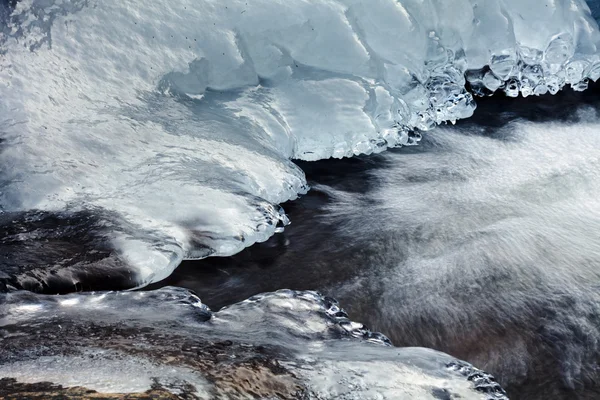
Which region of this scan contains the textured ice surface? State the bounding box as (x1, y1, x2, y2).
(1, 0, 599, 289)
(0, 353, 214, 398)
(0, 287, 507, 399)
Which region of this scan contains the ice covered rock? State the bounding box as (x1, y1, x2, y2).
(0, 287, 508, 399)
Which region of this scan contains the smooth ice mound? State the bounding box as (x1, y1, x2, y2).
(0, 287, 508, 399)
(1, 0, 599, 289)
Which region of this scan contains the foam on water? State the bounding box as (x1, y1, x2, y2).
(1, 0, 600, 288)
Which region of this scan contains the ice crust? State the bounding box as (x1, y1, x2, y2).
(1, 0, 599, 287)
(0, 287, 507, 399)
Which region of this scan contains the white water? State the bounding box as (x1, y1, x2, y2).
(1, 0, 599, 287)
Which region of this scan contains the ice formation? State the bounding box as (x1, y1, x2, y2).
(1, 0, 599, 289)
(0, 287, 508, 399)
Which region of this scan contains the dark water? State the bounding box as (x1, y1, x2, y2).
(149, 81, 600, 400)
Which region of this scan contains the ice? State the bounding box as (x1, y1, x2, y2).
(0, 287, 507, 399)
(0, 354, 214, 398)
(1, 0, 599, 289)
